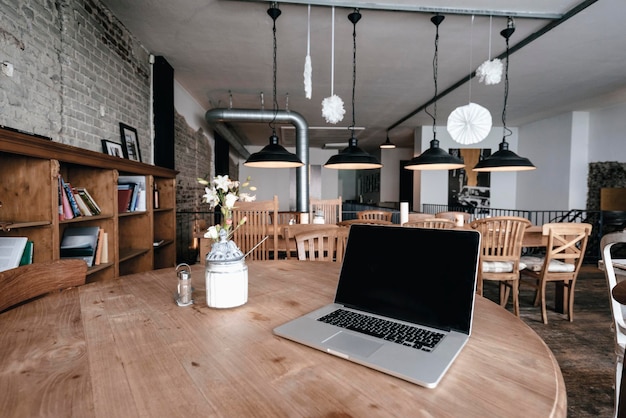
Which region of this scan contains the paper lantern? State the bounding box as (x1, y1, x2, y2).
(447, 102, 492, 144)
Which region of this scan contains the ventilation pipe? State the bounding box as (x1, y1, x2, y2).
(205, 108, 309, 213)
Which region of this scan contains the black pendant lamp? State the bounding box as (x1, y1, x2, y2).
(473, 18, 535, 172)
(405, 15, 464, 171)
(325, 9, 382, 170)
(379, 131, 396, 149)
(244, 3, 303, 169)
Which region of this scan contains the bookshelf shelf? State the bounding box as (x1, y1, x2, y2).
(0, 127, 177, 281)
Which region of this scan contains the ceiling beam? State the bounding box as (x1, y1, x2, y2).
(234, 0, 563, 19)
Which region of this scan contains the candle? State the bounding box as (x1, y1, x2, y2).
(400, 202, 409, 225)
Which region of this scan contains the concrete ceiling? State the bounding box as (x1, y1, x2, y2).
(99, 0, 626, 153)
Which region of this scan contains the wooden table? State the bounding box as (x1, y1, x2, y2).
(0, 261, 566, 417)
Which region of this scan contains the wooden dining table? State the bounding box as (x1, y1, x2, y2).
(0, 260, 566, 417)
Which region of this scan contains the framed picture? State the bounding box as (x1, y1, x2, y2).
(101, 139, 124, 158)
(119, 123, 142, 162)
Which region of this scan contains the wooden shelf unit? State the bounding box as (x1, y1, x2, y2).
(0, 127, 177, 281)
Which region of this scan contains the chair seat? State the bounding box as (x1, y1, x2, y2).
(482, 260, 527, 273)
(520, 256, 575, 273)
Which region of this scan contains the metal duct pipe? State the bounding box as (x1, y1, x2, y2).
(205, 108, 309, 213)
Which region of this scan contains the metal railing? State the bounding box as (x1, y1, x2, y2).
(421, 204, 623, 263)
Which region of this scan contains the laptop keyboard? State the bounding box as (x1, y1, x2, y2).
(317, 309, 444, 352)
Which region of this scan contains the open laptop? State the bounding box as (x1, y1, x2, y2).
(273, 224, 481, 388)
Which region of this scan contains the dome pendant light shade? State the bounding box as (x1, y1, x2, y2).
(245, 2, 302, 169)
(472, 17, 535, 173)
(244, 133, 304, 168)
(405, 138, 465, 170)
(325, 135, 382, 169)
(379, 134, 396, 149)
(324, 9, 381, 170)
(473, 140, 535, 172)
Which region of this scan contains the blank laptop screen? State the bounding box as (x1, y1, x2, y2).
(335, 224, 480, 334)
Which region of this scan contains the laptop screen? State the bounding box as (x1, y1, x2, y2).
(335, 224, 480, 334)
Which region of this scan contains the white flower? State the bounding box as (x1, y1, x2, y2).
(476, 59, 503, 85)
(213, 175, 232, 192)
(238, 193, 256, 202)
(202, 187, 219, 208)
(204, 225, 219, 240)
(223, 192, 238, 209)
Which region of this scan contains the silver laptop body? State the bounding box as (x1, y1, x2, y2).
(273, 224, 481, 388)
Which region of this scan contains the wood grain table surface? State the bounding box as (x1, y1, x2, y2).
(0, 260, 566, 417)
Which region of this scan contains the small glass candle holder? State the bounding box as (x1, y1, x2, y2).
(176, 263, 193, 306)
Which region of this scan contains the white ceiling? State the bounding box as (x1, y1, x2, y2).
(100, 0, 626, 152)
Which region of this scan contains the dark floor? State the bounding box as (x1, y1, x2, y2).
(482, 265, 616, 417)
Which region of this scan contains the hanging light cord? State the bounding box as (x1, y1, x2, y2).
(502, 18, 513, 141)
(268, 4, 280, 134)
(349, 9, 360, 133)
(424, 15, 443, 140)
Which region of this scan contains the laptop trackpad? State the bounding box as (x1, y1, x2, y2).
(325, 332, 384, 358)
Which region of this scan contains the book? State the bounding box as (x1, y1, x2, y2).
(73, 188, 93, 216)
(0, 237, 28, 272)
(94, 228, 105, 265)
(117, 183, 134, 213)
(19, 240, 34, 265)
(62, 179, 82, 218)
(59, 176, 74, 220)
(100, 232, 109, 264)
(57, 175, 64, 220)
(76, 188, 101, 215)
(60, 226, 100, 267)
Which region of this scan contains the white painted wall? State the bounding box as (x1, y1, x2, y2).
(588, 101, 626, 162)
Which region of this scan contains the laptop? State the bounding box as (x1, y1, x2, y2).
(273, 224, 481, 388)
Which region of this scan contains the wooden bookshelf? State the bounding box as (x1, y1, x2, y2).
(0, 127, 177, 281)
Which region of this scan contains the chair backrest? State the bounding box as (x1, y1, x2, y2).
(283, 224, 339, 259)
(0, 259, 87, 312)
(231, 195, 279, 260)
(357, 210, 393, 222)
(295, 227, 338, 261)
(337, 219, 393, 227)
(470, 216, 532, 274)
(406, 212, 434, 224)
(403, 218, 456, 229)
(601, 229, 626, 340)
(310, 197, 342, 225)
(541, 222, 592, 275)
(436, 211, 471, 224)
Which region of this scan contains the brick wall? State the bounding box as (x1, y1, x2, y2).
(0, 0, 152, 160)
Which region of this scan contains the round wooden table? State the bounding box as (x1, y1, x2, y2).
(0, 260, 566, 417)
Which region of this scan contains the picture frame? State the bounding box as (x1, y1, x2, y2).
(119, 123, 142, 162)
(101, 139, 125, 158)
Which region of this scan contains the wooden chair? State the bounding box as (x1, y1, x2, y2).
(403, 218, 456, 229)
(357, 209, 393, 223)
(520, 222, 592, 324)
(405, 212, 435, 224)
(294, 227, 339, 262)
(337, 219, 393, 227)
(470, 216, 532, 317)
(336, 226, 350, 264)
(0, 259, 87, 312)
(282, 224, 339, 260)
(310, 197, 342, 225)
(600, 229, 626, 416)
(231, 195, 279, 261)
(435, 211, 471, 224)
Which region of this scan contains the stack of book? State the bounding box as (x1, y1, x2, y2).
(60, 226, 108, 267)
(118, 176, 146, 213)
(58, 175, 102, 220)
